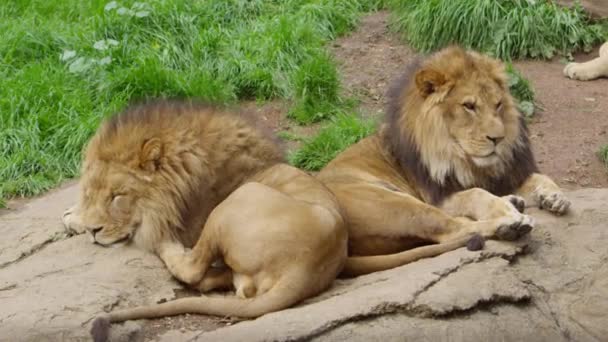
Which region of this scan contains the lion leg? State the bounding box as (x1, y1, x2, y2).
(600, 41, 608, 57)
(193, 267, 234, 293)
(338, 184, 531, 256)
(440, 188, 526, 219)
(563, 42, 608, 81)
(158, 237, 217, 286)
(515, 173, 570, 215)
(439, 188, 534, 241)
(62, 203, 87, 235)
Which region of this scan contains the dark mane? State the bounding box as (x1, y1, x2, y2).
(383, 59, 538, 205)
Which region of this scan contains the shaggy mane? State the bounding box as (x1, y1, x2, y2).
(84, 98, 285, 251)
(383, 49, 538, 204)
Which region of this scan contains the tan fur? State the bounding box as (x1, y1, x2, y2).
(564, 41, 608, 81)
(318, 46, 570, 277)
(62, 100, 347, 341)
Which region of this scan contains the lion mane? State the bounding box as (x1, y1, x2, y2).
(383, 47, 539, 204)
(71, 99, 284, 252)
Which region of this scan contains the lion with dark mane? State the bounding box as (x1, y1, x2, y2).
(318, 46, 570, 276)
(63, 100, 348, 341)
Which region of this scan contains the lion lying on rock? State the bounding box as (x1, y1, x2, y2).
(564, 41, 608, 81)
(62, 100, 349, 341)
(319, 46, 571, 277)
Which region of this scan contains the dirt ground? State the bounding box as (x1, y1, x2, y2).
(329, 11, 608, 189)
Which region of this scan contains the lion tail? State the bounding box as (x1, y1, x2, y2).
(341, 234, 483, 277)
(91, 271, 308, 342)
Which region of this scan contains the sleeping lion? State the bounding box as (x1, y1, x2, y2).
(318, 46, 571, 276)
(62, 100, 349, 341)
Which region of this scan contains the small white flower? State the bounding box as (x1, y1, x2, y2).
(68, 57, 89, 73)
(93, 40, 108, 50)
(93, 39, 119, 50)
(60, 50, 76, 61)
(132, 2, 147, 10)
(104, 1, 118, 11)
(99, 56, 112, 65)
(117, 7, 131, 15)
(135, 10, 150, 18)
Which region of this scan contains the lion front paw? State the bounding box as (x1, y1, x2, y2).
(538, 191, 570, 216)
(563, 62, 604, 81)
(62, 205, 86, 235)
(495, 214, 534, 241)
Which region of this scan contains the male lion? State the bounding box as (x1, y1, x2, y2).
(62, 100, 348, 341)
(318, 46, 571, 277)
(564, 41, 608, 81)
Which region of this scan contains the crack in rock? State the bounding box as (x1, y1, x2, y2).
(0, 231, 70, 269)
(180, 242, 526, 342)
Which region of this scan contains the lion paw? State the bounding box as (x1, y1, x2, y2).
(539, 191, 570, 215)
(165, 250, 203, 285)
(563, 61, 606, 81)
(502, 195, 525, 213)
(62, 205, 86, 235)
(495, 214, 534, 241)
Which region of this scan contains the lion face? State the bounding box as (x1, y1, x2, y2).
(439, 76, 514, 168)
(411, 48, 521, 172)
(74, 135, 165, 247)
(77, 162, 145, 247)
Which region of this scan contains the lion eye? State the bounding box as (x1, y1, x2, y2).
(496, 101, 503, 110)
(463, 102, 476, 111)
(111, 194, 130, 212)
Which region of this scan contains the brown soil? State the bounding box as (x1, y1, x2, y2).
(328, 10, 608, 189)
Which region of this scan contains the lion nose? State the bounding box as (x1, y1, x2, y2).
(487, 135, 504, 145)
(86, 226, 103, 236)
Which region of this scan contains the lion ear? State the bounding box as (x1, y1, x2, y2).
(415, 69, 448, 97)
(140, 138, 163, 172)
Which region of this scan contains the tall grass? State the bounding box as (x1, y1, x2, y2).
(388, 0, 607, 60)
(289, 114, 376, 171)
(506, 62, 536, 117)
(0, 0, 376, 203)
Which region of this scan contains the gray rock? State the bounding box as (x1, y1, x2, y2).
(2, 187, 607, 342)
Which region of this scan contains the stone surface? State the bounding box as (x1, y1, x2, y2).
(1, 187, 607, 342)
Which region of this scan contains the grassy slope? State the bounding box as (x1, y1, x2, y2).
(0, 0, 383, 203)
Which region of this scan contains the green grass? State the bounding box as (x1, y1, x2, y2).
(599, 145, 608, 169)
(388, 0, 607, 60)
(0, 0, 380, 204)
(289, 114, 376, 171)
(506, 62, 536, 118)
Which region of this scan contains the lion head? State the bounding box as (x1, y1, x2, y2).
(385, 46, 538, 204)
(69, 100, 283, 251)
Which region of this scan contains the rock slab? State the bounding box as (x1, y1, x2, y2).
(1, 188, 607, 342)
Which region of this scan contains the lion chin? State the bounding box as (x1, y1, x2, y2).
(471, 154, 500, 168)
(317, 45, 571, 278)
